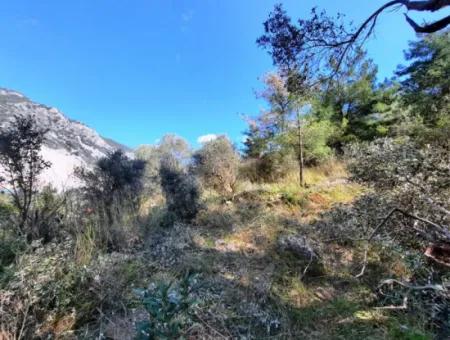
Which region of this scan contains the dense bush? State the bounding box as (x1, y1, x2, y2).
(76, 150, 145, 224)
(240, 151, 291, 183)
(26, 185, 66, 242)
(159, 156, 201, 224)
(0, 239, 93, 338)
(75, 150, 145, 250)
(346, 137, 449, 240)
(136, 134, 192, 194)
(192, 136, 240, 194)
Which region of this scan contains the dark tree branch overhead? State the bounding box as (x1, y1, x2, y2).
(258, 0, 450, 88)
(400, 0, 450, 11)
(405, 13, 450, 32)
(332, 0, 450, 43)
(350, 0, 450, 39)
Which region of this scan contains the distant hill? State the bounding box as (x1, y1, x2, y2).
(0, 88, 132, 189)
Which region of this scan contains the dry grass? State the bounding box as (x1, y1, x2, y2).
(74, 222, 97, 266)
(1, 160, 433, 339)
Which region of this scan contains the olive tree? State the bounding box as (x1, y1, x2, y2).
(192, 136, 240, 195)
(136, 134, 192, 194)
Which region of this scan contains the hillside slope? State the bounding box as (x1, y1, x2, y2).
(0, 88, 131, 188)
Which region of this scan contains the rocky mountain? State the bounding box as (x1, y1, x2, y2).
(0, 88, 131, 189)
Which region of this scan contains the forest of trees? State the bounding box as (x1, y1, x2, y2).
(0, 2, 449, 339)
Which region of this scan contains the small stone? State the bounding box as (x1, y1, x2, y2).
(277, 234, 317, 260)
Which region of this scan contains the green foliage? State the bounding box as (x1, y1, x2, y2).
(0, 194, 15, 223)
(77, 150, 145, 204)
(243, 72, 336, 182)
(243, 72, 295, 159)
(136, 134, 192, 194)
(280, 190, 308, 207)
(0, 234, 25, 287)
(76, 150, 146, 226)
(73, 151, 146, 251)
(134, 273, 199, 339)
(397, 31, 450, 125)
(286, 118, 335, 165)
(388, 327, 431, 340)
(243, 125, 268, 159)
(313, 52, 400, 143)
(1, 239, 97, 336)
(192, 136, 240, 194)
(27, 185, 65, 242)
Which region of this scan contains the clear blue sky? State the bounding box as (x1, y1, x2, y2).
(0, 1, 448, 148)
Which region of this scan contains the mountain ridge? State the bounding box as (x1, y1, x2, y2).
(0, 88, 132, 189)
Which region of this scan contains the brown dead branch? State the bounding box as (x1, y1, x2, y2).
(356, 207, 449, 278)
(378, 278, 450, 292)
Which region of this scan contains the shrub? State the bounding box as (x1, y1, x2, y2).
(134, 273, 199, 339)
(159, 156, 201, 224)
(0, 194, 15, 226)
(192, 136, 240, 194)
(0, 234, 25, 287)
(344, 137, 450, 335)
(240, 152, 290, 183)
(0, 239, 98, 338)
(195, 205, 238, 230)
(346, 137, 449, 244)
(27, 185, 66, 242)
(0, 115, 51, 237)
(74, 150, 146, 250)
(76, 150, 146, 226)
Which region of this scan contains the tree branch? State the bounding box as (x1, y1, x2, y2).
(378, 278, 450, 291)
(344, 0, 450, 45)
(401, 0, 450, 11)
(405, 13, 450, 32)
(356, 207, 449, 278)
(332, 0, 450, 73)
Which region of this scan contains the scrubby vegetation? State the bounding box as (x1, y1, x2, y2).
(0, 7, 449, 340)
(192, 136, 240, 195)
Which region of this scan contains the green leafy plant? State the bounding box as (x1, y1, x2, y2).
(134, 273, 199, 339)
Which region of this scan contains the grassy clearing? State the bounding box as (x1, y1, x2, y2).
(0, 161, 433, 339)
(130, 161, 429, 338)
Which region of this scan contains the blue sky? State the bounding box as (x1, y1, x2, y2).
(0, 1, 448, 148)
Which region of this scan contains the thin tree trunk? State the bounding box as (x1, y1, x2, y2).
(297, 111, 304, 188)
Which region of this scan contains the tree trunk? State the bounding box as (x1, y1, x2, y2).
(297, 111, 305, 188)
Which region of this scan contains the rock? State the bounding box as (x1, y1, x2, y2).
(277, 234, 317, 260)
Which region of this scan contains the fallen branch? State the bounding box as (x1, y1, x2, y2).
(194, 312, 229, 339)
(355, 244, 370, 278)
(300, 251, 314, 280)
(375, 296, 408, 310)
(378, 278, 450, 292)
(356, 207, 448, 278)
